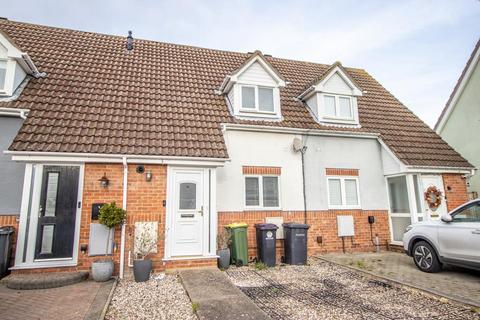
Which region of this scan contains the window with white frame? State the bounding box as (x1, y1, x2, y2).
(0, 60, 6, 91)
(323, 94, 353, 120)
(245, 175, 279, 209)
(327, 176, 360, 209)
(240, 85, 275, 113)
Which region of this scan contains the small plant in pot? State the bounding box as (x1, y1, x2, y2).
(217, 227, 231, 269)
(91, 202, 126, 282)
(133, 223, 157, 282)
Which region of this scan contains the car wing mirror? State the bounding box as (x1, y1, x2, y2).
(441, 214, 453, 223)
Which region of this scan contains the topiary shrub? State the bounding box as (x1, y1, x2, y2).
(98, 202, 126, 256)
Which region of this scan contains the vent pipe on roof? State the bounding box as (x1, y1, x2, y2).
(126, 30, 134, 51)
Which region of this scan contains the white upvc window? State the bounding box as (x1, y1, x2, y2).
(244, 175, 280, 209)
(240, 85, 275, 113)
(323, 94, 353, 120)
(327, 176, 361, 209)
(0, 60, 7, 92)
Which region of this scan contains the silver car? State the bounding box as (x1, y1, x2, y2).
(403, 199, 480, 272)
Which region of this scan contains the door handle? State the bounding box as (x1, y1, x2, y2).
(198, 206, 204, 217)
(38, 205, 43, 218)
(472, 229, 480, 235)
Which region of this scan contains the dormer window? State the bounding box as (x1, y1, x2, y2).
(299, 62, 362, 127)
(0, 33, 41, 97)
(219, 51, 286, 120)
(241, 85, 274, 113)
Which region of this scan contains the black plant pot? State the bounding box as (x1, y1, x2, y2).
(133, 259, 152, 282)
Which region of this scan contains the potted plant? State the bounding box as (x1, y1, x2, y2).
(133, 223, 157, 282)
(91, 202, 126, 282)
(217, 227, 231, 269)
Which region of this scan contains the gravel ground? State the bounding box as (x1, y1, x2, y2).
(226, 258, 480, 320)
(106, 274, 196, 320)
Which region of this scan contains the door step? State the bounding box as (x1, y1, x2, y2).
(1, 271, 89, 290)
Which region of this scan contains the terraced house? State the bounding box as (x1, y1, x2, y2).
(0, 18, 474, 277)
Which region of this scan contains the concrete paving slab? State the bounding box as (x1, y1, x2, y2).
(179, 268, 270, 320)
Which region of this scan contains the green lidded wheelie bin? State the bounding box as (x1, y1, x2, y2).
(226, 222, 248, 266)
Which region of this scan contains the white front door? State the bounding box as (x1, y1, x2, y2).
(171, 169, 205, 256)
(421, 175, 447, 220)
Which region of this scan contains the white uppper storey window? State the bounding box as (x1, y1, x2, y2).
(245, 176, 280, 209)
(324, 95, 353, 120)
(240, 85, 275, 113)
(327, 177, 360, 209)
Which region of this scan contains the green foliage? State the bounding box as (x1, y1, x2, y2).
(355, 260, 366, 269)
(217, 227, 232, 250)
(192, 302, 199, 313)
(255, 261, 268, 270)
(99, 202, 126, 229)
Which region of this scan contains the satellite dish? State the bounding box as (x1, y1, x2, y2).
(292, 138, 304, 152)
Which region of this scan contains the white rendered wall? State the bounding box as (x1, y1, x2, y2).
(304, 136, 389, 210)
(217, 130, 390, 212)
(217, 130, 304, 211)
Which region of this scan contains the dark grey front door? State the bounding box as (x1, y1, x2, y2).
(35, 166, 80, 260)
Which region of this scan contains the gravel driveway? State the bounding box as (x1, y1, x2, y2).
(106, 274, 196, 320)
(226, 259, 479, 320)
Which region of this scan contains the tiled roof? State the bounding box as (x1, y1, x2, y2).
(0, 19, 472, 167)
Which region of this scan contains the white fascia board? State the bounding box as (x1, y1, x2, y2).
(315, 66, 363, 96)
(5, 150, 228, 167)
(297, 87, 315, 100)
(0, 107, 29, 118)
(222, 123, 379, 139)
(404, 166, 475, 175)
(435, 47, 480, 134)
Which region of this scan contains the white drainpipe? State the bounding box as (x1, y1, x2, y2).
(120, 156, 128, 278)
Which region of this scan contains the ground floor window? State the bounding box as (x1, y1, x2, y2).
(327, 176, 360, 209)
(244, 175, 280, 209)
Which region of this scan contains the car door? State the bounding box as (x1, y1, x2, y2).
(437, 201, 480, 267)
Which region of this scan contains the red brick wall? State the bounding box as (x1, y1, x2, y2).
(243, 166, 281, 175)
(442, 174, 469, 211)
(124, 164, 167, 273)
(78, 164, 124, 273)
(218, 210, 389, 262)
(78, 163, 168, 274)
(0, 215, 19, 268)
(325, 168, 359, 176)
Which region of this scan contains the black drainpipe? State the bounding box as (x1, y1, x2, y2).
(301, 146, 308, 224)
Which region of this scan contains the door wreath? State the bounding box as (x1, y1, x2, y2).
(424, 186, 443, 211)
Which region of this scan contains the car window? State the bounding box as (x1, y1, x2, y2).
(452, 203, 480, 222)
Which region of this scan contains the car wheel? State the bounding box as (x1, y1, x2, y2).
(412, 241, 442, 273)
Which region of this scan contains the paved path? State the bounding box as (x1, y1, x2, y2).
(321, 251, 480, 307)
(0, 279, 115, 320)
(179, 268, 270, 320)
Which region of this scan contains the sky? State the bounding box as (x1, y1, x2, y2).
(1, 0, 479, 127)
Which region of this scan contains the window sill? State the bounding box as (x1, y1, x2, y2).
(320, 117, 357, 124)
(244, 207, 281, 212)
(239, 109, 279, 116)
(328, 206, 362, 210)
